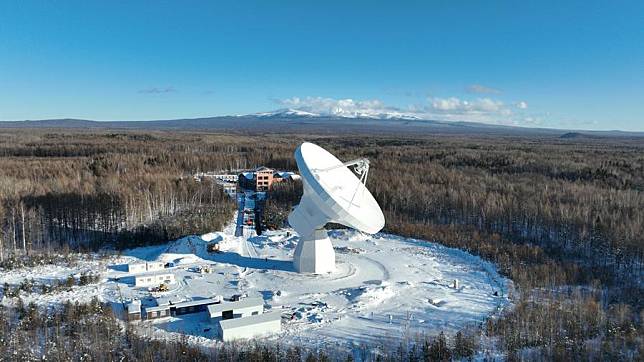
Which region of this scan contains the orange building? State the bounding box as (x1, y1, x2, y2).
(255, 167, 275, 191)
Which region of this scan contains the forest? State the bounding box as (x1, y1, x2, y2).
(0, 129, 642, 360)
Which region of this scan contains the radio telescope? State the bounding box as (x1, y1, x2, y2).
(288, 142, 385, 273)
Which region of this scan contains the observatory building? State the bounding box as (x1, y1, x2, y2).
(133, 273, 175, 287)
(207, 297, 281, 341)
(288, 142, 385, 273)
(126, 261, 165, 274)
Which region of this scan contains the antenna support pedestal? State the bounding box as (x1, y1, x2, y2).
(293, 229, 335, 274)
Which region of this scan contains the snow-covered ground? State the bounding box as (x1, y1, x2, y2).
(0, 220, 510, 352)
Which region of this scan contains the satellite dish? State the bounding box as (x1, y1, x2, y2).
(288, 142, 385, 273)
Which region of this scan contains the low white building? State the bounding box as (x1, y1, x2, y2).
(126, 262, 147, 274)
(220, 182, 237, 198)
(134, 273, 175, 287)
(213, 174, 239, 183)
(217, 311, 282, 341)
(207, 297, 264, 320)
(207, 298, 281, 341)
(126, 261, 166, 274)
(195, 172, 239, 183)
(146, 261, 165, 272)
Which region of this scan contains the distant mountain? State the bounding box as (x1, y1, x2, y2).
(3, 118, 100, 128)
(560, 132, 601, 139)
(254, 108, 321, 118)
(1, 113, 642, 138)
(253, 108, 422, 120)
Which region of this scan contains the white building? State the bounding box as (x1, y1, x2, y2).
(217, 311, 281, 341)
(134, 273, 175, 287)
(207, 298, 281, 341)
(146, 261, 165, 272)
(195, 172, 239, 183)
(126, 262, 147, 274)
(213, 174, 239, 183)
(220, 182, 237, 198)
(126, 261, 166, 274)
(207, 297, 264, 320)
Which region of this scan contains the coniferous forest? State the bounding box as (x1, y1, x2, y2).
(0, 129, 642, 360)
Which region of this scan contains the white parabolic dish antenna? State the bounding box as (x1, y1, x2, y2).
(289, 142, 385, 273)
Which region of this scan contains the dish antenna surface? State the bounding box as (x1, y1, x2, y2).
(288, 142, 385, 273)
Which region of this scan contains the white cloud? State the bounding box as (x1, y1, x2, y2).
(466, 84, 501, 94)
(516, 101, 528, 109)
(431, 97, 463, 111)
(274, 94, 532, 126)
(277, 96, 408, 119)
(429, 97, 507, 114)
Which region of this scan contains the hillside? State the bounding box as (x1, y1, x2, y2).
(2, 114, 643, 138)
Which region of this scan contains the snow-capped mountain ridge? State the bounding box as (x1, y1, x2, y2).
(253, 108, 422, 120)
(254, 108, 320, 117)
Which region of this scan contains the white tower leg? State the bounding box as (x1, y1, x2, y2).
(293, 229, 335, 273)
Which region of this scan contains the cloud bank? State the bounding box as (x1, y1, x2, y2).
(275, 95, 532, 126)
(277, 97, 415, 119)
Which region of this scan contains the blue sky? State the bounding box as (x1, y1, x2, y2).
(0, 1, 642, 130)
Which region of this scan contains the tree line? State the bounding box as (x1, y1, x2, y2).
(0, 298, 482, 361)
(0, 129, 641, 359)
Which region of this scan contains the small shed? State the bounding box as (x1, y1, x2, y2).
(126, 300, 141, 321)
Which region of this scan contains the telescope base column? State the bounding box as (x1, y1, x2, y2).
(293, 229, 336, 274)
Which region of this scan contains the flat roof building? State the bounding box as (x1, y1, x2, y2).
(255, 167, 275, 191)
(146, 261, 165, 272)
(213, 174, 239, 183)
(134, 273, 175, 287)
(218, 311, 281, 341)
(172, 297, 222, 315)
(125, 261, 166, 274)
(126, 262, 147, 274)
(207, 298, 281, 341)
(207, 297, 264, 320)
(144, 305, 171, 320)
(221, 182, 237, 197)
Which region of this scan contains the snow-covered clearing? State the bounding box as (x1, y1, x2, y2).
(0, 220, 510, 351)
